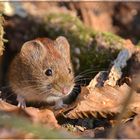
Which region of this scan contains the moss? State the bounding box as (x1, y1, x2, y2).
(97, 32, 124, 49)
(42, 13, 125, 75)
(45, 13, 94, 37)
(0, 112, 74, 139)
(44, 13, 93, 46)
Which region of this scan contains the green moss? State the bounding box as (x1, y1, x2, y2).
(46, 13, 94, 38)
(44, 13, 93, 46)
(42, 13, 125, 75)
(96, 32, 124, 49)
(0, 112, 75, 138)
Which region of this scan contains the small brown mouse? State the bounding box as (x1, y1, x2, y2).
(8, 36, 75, 109)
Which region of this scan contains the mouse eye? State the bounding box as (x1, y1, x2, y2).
(45, 69, 52, 76)
(68, 68, 71, 74)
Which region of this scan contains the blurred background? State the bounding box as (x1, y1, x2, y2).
(0, 2, 140, 139)
(1, 1, 140, 82)
(3, 2, 140, 44)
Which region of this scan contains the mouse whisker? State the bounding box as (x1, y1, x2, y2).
(2, 91, 17, 100)
(17, 85, 44, 93)
(74, 77, 93, 84)
(74, 69, 103, 78)
(1, 85, 47, 101)
(75, 69, 98, 76)
(21, 85, 41, 89)
(72, 88, 79, 93)
(0, 85, 11, 90)
(23, 85, 44, 91)
(75, 76, 92, 81)
(77, 67, 107, 75)
(74, 69, 108, 80)
(20, 80, 44, 84)
(37, 90, 52, 101)
(36, 89, 54, 106)
(74, 70, 108, 85)
(73, 86, 80, 89)
(74, 71, 102, 80)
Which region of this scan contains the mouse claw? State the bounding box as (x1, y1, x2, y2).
(17, 95, 26, 108)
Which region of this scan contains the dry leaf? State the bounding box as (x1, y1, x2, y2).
(0, 99, 20, 112)
(66, 84, 140, 119)
(0, 100, 59, 128)
(25, 107, 60, 128)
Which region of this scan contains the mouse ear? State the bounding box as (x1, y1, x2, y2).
(20, 40, 45, 61)
(55, 36, 71, 60)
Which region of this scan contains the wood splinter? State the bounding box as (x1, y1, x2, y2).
(104, 48, 133, 87)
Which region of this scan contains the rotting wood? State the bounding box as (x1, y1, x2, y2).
(87, 71, 108, 89)
(104, 48, 133, 87)
(66, 84, 140, 119)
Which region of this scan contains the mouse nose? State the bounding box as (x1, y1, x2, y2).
(62, 87, 69, 95)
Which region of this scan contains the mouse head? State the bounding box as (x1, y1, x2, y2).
(18, 36, 74, 102)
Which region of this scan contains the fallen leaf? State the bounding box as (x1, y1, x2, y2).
(0, 100, 59, 128)
(25, 107, 60, 128)
(0, 99, 18, 111)
(66, 84, 140, 119)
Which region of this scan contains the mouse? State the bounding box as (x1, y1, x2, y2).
(8, 36, 75, 109)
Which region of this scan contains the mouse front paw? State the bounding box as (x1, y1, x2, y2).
(17, 95, 26, 108)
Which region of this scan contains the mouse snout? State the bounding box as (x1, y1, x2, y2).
(61, 87, 70, 95)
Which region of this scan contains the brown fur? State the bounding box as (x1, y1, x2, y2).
(8, 36, 74, 104)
